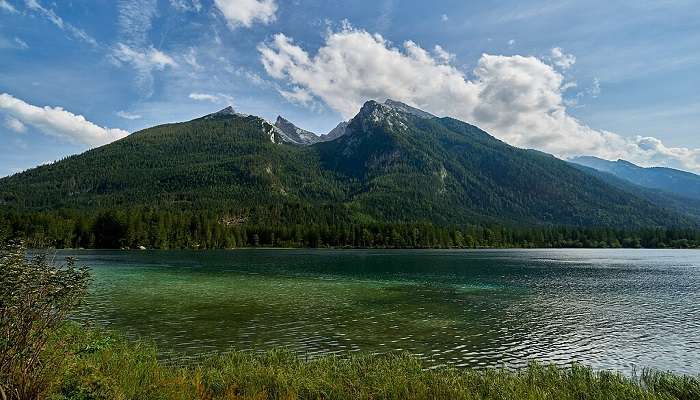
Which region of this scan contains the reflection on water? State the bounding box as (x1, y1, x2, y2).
(65, 249, 700, 374)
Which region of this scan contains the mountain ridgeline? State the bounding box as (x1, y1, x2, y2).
(1, 100, 698, 249)
(570, 156, 700, 201)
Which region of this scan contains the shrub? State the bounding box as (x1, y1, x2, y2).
(0, 241, 90, 400)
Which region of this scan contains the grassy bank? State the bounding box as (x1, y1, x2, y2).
(25, 326, 696, 400)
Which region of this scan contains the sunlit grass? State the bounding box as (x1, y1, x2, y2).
(46, 325, 700, 400)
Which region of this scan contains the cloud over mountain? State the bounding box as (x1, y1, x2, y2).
(0, 93, 129, 146)
(189, 92, 234, 104)
(259, 26, 700, 173)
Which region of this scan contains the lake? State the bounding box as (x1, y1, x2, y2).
(64, 249, 700, 375)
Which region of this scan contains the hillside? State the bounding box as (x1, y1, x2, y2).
(0, 110, 349, 225)
(571, 156, 700, 201)
(314, 100, 691, 227)
(570, 163, 700, 221)
(0, 100, 694, 230)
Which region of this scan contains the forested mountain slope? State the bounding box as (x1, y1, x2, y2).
(314, 100, 691, 227)
(570, 163, 700, 221)
(571, 156, 700, 201)
(0, 100, 694, 230)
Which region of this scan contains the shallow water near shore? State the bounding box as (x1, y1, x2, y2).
(64, 248, 700, 375)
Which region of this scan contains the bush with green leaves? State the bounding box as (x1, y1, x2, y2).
(0, 242, 90, 400)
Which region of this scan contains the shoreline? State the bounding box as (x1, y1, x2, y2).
(48, 246, 700, 251)
(39, 324, 700, 399)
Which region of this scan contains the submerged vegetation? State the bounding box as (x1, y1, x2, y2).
(2, 242, 699, 400)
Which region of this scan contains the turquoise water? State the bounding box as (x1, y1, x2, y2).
(64, 249, 700, 374)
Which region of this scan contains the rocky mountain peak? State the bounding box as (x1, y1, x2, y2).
(204, 106, 248, 120)
(351, 100, 410, 133)
(383, 99, 436, 119)
(273, 116, 321, 146)
(218, 106, 235, 115)
(324, 121, 349, 141)
(354, 99, 436, 127)
(274, 115, 297, 131)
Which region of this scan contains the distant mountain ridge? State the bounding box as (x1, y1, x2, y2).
(570, 156, 700, 201)
(0, 100, 695, 229)
(570, 162, 700, 222)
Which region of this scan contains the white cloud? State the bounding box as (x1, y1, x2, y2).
(183, 47, 203, 71)
(588, 77, 601, 98)
(433, 45, 455, 63)
(440, 14, 448, 22)
(189, 92, 234, 104)
(112, 43, 177, 70)
(170, 0, 201, 12)
(279, 87, 313, 106)
(111, 43, 177, 96)
(114, 0, 171, 97)
(214, 0, 277, 28)
(189, 93, 219, 102)
(258, 27, 700, 173)
(629, 136, 700, 171)
(117, 0, 157, 46)
(550, 47, 576, 70)
(14, 37, 28, 49)
(0, 0, 17, 13)
(24, 0, 97, 46)
(0, 35, 27, 50)
(0, 93, 129, 146)
(4, 116, 26, 133)
(116, 110, 142, 120)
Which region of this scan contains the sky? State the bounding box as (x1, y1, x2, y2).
(1, 0, 699, 177)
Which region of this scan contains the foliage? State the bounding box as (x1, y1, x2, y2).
(571, 156, 700, 201)
(572, 163, 700, 221)
(0, 104, 697, 234)
(1, 208, 699, 249)
(45, 326, 700, 400)
(0, 242, 90, 400)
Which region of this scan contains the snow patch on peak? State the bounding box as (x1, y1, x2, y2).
(383, 99, 436, 119)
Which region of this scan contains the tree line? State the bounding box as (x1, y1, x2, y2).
(1, 208, 699, 250)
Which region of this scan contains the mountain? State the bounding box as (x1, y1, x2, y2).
(571, 156, 700, 201)
(0, 109, 346, 222)
(273, 116, 323, 145)
(273, 115, 350, 145)
(0, 100, 694, 229)
(202, 106, 248, 119)
(324, 121, 349, 141)
(383, 99, 436, 119)
(313, 100, 691, 227)
(570, 163, 700, 221)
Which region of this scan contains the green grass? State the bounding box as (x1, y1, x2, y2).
(39, 325, 700, 400)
